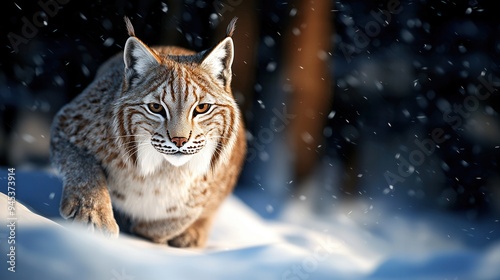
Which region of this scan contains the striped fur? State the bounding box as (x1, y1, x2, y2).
(50, 18, 246, 247)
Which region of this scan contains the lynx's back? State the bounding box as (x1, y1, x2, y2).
(50, 18, 246, 247)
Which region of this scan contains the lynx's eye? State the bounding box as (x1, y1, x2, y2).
(193, 103, 211, 116)
(148, 103, 165, 114)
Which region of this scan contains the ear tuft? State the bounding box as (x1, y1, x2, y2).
(124, 16, 135, 37)
(122, 17, 159, 88)
(200, 18, 237, 90)
(226, 17, 237, 37)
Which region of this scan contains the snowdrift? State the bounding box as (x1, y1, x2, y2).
(1, 168, 499, 280)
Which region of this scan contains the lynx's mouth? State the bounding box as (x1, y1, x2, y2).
(149, 144, 198, 166)
(149, 132, 208, 167)
(151, 146, 203, 156)
(137, 136, 216, 175)
(162, 153, 194, 167)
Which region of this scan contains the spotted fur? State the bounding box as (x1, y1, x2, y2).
(50, 17, 245, 247)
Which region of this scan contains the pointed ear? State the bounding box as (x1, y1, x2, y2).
(200, 37, 234, 90)
(123, 37, 160, 87)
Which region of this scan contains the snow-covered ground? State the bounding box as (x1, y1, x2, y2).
(1, 168, 499, 280)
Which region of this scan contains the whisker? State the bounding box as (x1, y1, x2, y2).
(118, 139, 150, 145)
(104, 134, 150, 140)
(205, 135, 233, 141)
(120, 144, 137, 165)
(120, 141, 151, 165)
(132, 142, 151, 166)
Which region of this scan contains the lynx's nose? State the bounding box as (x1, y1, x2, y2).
(170, 137, 188, 148)
(167, 130, 191, 148)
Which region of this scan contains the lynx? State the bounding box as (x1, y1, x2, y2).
(50, 18, 246, 247)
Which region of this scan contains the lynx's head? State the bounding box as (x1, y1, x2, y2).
(114, 18, 241, 176)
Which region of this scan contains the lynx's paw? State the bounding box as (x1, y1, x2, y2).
(60, 185, 119, 238)
(168, 226, 207, 248)
(167, 217, 212, 248)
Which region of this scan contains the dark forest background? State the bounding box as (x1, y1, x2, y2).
(1, 0, 499, 219)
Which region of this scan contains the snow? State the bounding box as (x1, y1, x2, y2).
(1, 168, 500, 279)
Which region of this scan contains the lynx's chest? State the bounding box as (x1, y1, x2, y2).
(106, 167, 205, 221)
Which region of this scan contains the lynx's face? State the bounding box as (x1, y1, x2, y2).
(135, 64, 236, 169)
(144, 80, 213, 166)
(114, 27, 240, 175)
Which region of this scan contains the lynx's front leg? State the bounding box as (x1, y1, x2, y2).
(52, 137, 119, 237)
(60, 178, 118, 237)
